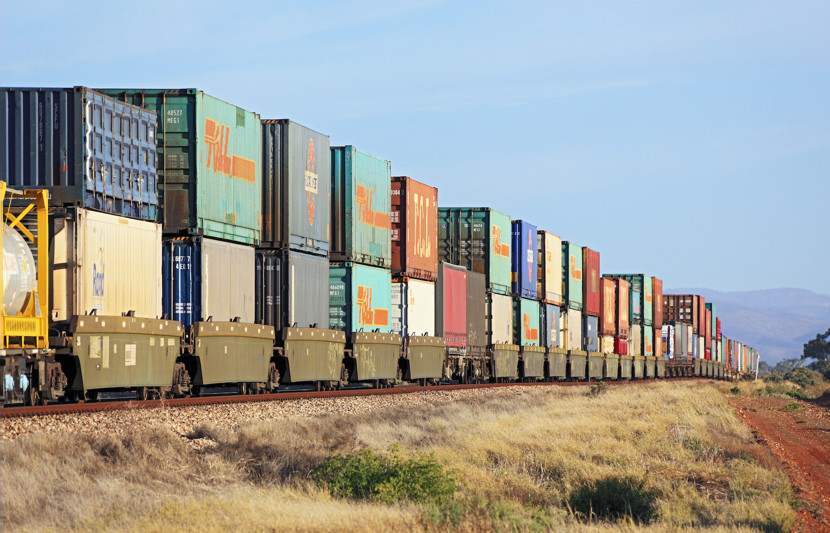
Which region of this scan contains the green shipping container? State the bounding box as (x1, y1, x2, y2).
(100, 89, 262, 245)
(513, 298, 541, 347)
(562, 241, 583, 311)
(438, 207, 511, 295)
(331, 146, 391, 267)
(329, 263, 393, 334)
(604, 274, 652, 326)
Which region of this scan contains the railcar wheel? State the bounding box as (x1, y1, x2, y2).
(237, 383, 248, 395)
(137, 387, 149, 401)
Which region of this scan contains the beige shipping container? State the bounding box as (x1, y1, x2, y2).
(600, 335, 614, 355)
(561, 308, 582, 351)
(536, 231, 563, 305)
(488, 293, 513, 344)
(51, 208, 162, 322)
(629, 324, 642, 356)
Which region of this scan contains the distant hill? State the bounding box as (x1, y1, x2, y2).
(665, 288, 830, 365)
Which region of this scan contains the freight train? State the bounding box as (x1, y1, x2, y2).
(0, 87, 759, 406)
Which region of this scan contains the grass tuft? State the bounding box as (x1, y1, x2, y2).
(568, 475, 658, 523)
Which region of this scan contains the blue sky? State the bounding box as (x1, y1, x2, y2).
(3, 0, 829, 294)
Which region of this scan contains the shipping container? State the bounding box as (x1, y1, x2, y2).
(255, 249, 329, 334)
(536, 231, 562, 305)
(716, 317, 722, 342)
(582, 247, 600, 317)
(541, 303, 560, 348)
(697, 295, 706, 337)
(562, 241, 583, 311)
(391, 176, 438, 281)
(162, 236, 255, 329)
(600, 335, 615, 355)
(583, 315, 599, 352)
(603, 274, 652, 326)
(705, 308, 712, 350)
(488, 292, 513, 345)
(600, 278, 616, 336)
(435, 263, 467, 350)
(615, 336, 628, 356)
(652, 277, 663, 331)
(617, 278, 630, 338)
(706, 302, 717, 342)
(101, 89, 262, 245)
(329, 263, 392, 334)
(438, 207, 511, 295)
(331, 146, 391, 267)
(1, 87, 159, 221)
(510, 220, 537, 299)
(51, 207, 162, 323)
(630, 287, 642, 325)
(662, 325, 674, 359)
(467, 271, 487, 355)
(391, 278, 435, 338)
(513, 298, 540, 346)
(663, 294, 698, 332)
(692, 333, 698, 358)
(642, 325, 654, 357)
(630, 324, 642, 356)
(561, 308, 582, 351)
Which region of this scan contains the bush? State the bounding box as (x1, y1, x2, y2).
(730, 386, 741, 395)
(808, 359, 830, 381)
(588, 381, 608, 397)
(764, 373, 785, 383)
(312, 447, 456, 505)
(568, 476, 658, 524)
(784, 367, 823, 389)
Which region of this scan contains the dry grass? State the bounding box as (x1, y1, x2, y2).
(2, 382, 796, 532)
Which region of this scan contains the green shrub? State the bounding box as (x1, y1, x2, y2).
(779, 402, 800, 412)
(568, 476, 657, 524)
(312, 447, 456, 505)
(784, 367, 822, 389)
(764, 373, 784, 383)
(786, 389, 809, 400)
(808, 359, 830, 381)
(730, 386, 741, 395)
(588, 381, 608, 397)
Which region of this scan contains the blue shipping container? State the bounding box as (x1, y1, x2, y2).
(511, 220, 537, 299)
(0, 87, 158, 220)
(541, 302, 560, 349)
(583, 315, 599, 352)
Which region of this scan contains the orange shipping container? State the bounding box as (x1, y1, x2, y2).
(617, 278, 630, 339)
(600, 278, 616, 336)
(652, 277, 663, 331)
(391, 177, 438, 281)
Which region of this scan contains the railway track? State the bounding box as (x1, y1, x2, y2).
(0, 377, 705, 419)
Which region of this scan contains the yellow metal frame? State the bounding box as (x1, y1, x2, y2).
(0, 181, 49, 349)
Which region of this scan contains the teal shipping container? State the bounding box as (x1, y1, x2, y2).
(513, 298, 540, 347)
(604, 274, 652, 326)
(706, 302, 717, 342)
(331, 146, 391, 267)
(561, 241, 583, 311)
(438, 207, 511, 295)
(101, 89, 262, 245)
(329, 262, 392, 334)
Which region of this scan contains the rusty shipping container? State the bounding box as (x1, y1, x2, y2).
(100, 89, 262, 245)
(582, 247, 600, 317)
(260, 119, 330, 254)
(663, 294, 698, 332)
(391, 177, 438, 281)
(331, 146, 391, 267)
(697, 295, 706, 337)
(536, 230, 562, 305)
(1, 87, 159, 221)
(600, 278, 616, 336)
(466, 271, 487, 356)
(435, 263, 467, 351)
(652, 277, 663, 331)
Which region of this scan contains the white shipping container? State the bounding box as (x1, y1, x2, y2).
(391, 279, 435, 338)
(629, 324, 642, 356)
(488, 293, 513, 344)
(698, 336, 704, 360)
(561, 308, 582, 351)
(662, 325, 674, 358)
(536, 231, 563, 304)
(600, 335, 614, 354)
(51, 208, 162, 321)
(199, 238, 255, 323)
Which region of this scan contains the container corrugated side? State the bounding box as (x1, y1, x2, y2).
(510, 220, 537, 299)
(663, 294, 697, 331)
(488, 292, 513, 345)
(329, 263, 392, 335)
(391, 176, 438, 281)
(1, 87, 159, 221)
(391, 278, 435, 338)
(652, 277, 663, 330)
(706, 302, 717, 343)
(261, 119, 331, 254)
(581, 247, 600, 317)
(630, 324, 642, 356)
(697, 295, 706, 337)
(582, 315, 599, 352)
(514, 298, 540, 346)
(51, 207, 162, 322)
(536, 231, 562, 305)
(331, 146, 391, 267)
(617, 279, 630, 338)
(466, 271, 487, 355)
(438, 208, 511, 295)
(435, 263, 467, 349)
(600, 278, 616, 336)
(255, 249, 329, 333)
(642, 325, 654, 357)
(162, 236, 255, 328)
(561, 241, 583, 311)
(541, 303, 560, 348)
(561, 308, 582, 351)
(101, 89, 262, 245)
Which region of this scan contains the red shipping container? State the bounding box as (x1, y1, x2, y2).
(705, 309, 712, 349)
(600, 278, 616, 336)
(697, 295, 706, 337)
(705, 348, 711, 360)
(614, 336, 628, 355)
(616, 278, 630, 339)
(716, 318, 722, 341)
(435, 263, 466, 348)
(582, 247, 600, 317)
(652, 277, 663, 330)
(391, 176, 438, 281)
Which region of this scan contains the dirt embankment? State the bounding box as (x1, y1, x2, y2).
(732, 392, 830, 532)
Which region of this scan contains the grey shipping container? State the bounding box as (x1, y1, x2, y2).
(466, 271, 487, 356)
(262, 119, 331, 255)
(1, 87, 158, 220)
(541, 303, 561, 349)
(255, 249, 330, 336)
